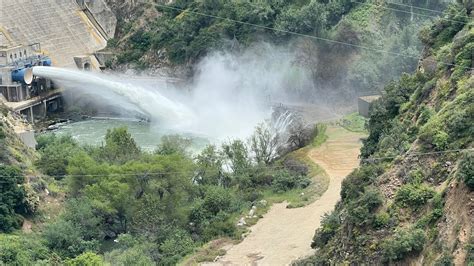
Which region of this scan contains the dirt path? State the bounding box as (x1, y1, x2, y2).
(207, 126, 365, 265)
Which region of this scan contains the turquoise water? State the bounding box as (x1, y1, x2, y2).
(42, 119, 210, 152)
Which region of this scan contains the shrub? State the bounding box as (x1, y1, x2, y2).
(0, 234, 50, 264)
(434, 253, 454, 266)
(457, 152, 474, 190)
(101, 127, 141, 163)
(155, 134, 191, 156)
(417, 105, 434, 126)
(159, 229, 195, 265)
(65, 252, 104, 266)
(36, 135, 80, 177)
(202, 186, 237, 215)
(104, 234, 159, 265)
(43, 199, 103, 258)
(373, 212, 391, 228)
(381, 228, 426, 262)
(271, 170, 311, 193)
(0, 166, 28, 232)
(341, 164, 384, 202)
(347, 187, 383, 225)
(311, 212, 340, 248)
(395, 184, 435, 209)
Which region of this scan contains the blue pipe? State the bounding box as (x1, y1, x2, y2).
(11, 67, 33, 84)
(42, 58, 52, 66)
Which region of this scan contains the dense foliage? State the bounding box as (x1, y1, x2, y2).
(300, 3, 473, 264)
(1, 1, 471, 265)
(3, 125, 314, 264)
(0, 166, 29, 232)
(112, 0, 355, 66)
(107, 0, 451, 106)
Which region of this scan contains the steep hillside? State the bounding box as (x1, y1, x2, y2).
(103, 0, 446, 99)
(0, 104, 40, 233)
(299, 4, 473, 265)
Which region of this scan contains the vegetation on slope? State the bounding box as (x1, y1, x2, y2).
(105, 0, 448, 103)
(0, 106, 40, 233)
(1, 121, 326, 264)
(299, 3, 473, 264)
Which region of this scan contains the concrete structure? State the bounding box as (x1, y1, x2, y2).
(358, 95, 381, 118)
(74, 55, 92, 70)
(4, 89, 64, 124)
(0, 43, 62, 124)
(0, 0, 109, 67)
(17, 130, 37, 149)
(0, 0, 116, 148)
(0, 44, 35, 65)
(76, 0, 117, 39)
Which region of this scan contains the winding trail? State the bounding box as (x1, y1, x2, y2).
(208, 126, 365, 265)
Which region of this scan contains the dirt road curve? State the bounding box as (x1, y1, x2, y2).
(206, 126, 364, 266)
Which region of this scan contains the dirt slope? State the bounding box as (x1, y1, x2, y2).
(207, 126, 365, 265)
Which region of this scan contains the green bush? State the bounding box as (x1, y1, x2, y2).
(104, 235, 157, 265)
(0, 166, 28, 232)
(65, 252, 104, 266)
(101, 127, 141, 163)
(395, 184, 435, 209)
(0, 234, 51, 264)
(311, 212, 340, 248)
(341, 164, 384, 202)
(271, 170, 311, 193)
(189, 186, 239, 240)
(434, 253, 454, 266)
(43, 199, 103, 258)
(457, 152, 474, 190)
(417, 105, 434, 126)
(381, 228, 426, 262)
(347, 187, 383, 225)
(373, 212, 391, 228)
(159, 229, 195, 265)
(35, 135, 80, 178)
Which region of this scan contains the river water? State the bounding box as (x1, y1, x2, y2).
(42, 118, 210, 152)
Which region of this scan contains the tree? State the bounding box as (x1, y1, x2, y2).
(222, 140, 251, 175)
(67, 151, 109, 196)
(65, 252, 104, 266)
(155, 134, 191, 156)
(35, 135, 80, 177)
(250, 124, 279, 165)
(195, 145, 224, 186)
(0, 234, 51, 264)
(286, 116, 316, 149)
(102, 127, 141, 163)
(43, 199, 102, 258)
(0, 166, 27, 232)
(275, 0, 328, 35)
(457, 152, 474, 190)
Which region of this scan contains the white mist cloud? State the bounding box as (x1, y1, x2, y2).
(33, 43, 316, 141)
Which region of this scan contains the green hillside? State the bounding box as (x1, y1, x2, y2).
(299, 3, 473, 264)
(0, 1, 472, 265)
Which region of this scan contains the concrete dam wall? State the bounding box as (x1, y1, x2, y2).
(0, 0, 111, 67)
